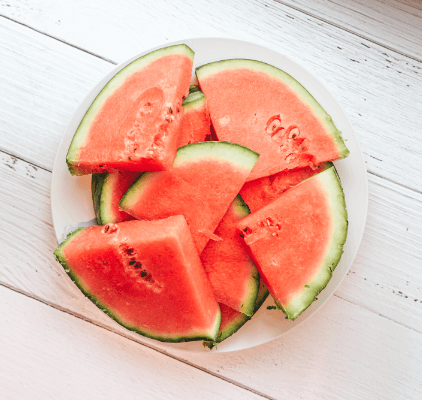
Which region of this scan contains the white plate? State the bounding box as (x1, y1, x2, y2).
(51, 38, 368, 353)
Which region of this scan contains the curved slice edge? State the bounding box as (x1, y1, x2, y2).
(232, 195, 260, 317)
(119, 142, 259, 213)
(182, 89, 206, 112)
(254, 279, 270, 313)
(91, 173, 107, 225)
(203, 279, 270, 350)
(276, 167, 348, 320)
(54, 227, 221, 343)
(196, 59, 349, 159)
(92, 171, 140, 225)
(67, 44, 195, 175)
(174, 141, 259, 169)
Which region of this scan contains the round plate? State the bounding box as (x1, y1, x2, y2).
(51, 38, 368, 353)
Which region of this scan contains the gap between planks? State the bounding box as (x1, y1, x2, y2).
(335, 293, 422, 336)
(0, 13, 118, 65)
(0, 280, 276, 400)
(271, 0, 422, 63)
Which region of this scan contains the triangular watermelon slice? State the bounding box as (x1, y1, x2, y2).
(67, 44, 194, 175)
(196, 59, 349, 181)
(120, 142, 259, 254)
(54, 216, 221, 342)
(91, 86, 210, 225)
(239, 162, 332, 213)
(200, 195, 259, 316)
(236, 166, 348, 320)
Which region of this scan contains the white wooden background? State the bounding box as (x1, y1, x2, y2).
(1, 1, 421, 399)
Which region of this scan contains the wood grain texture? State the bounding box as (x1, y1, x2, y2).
(170, 294, 422, 400)
(0, 286, 267, 400)
(0, 1, 421, 192)
(276, 0, 422, 61)
(336, 172, 422, 334)
(0, 16, 113, 171)
(2, 270, 422, 400)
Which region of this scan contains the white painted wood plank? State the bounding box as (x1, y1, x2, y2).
(0, 286, 266, 400)
(335, 172, 422, 333)
(276, 0, 422, 60)
(0, 16, 113, 171)
(1, 146, 421, 338)
(172, 293, 422, 400)
(276, 0, 422, 61)
(3, 278, 422, 400)
(0, 3, 421, 192)
(4, 0, 422, 61)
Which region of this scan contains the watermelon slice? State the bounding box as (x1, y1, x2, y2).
(54, 216, 221, 342)
(200, 195, 259, 316)
(177, 86, 211, 147)
(91, 86, 210, 225)
(196, 59, 349, 181)
(67, 44, 194, 176)
(240, 162, 332, 213)
(120, 142, 259, 253)
(203, 280, 270, 349)
(92, 170, 141, 224)
(236, 166, 348, 320)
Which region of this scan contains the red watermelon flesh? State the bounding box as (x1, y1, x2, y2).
(178, 87, 210, 147)
(67, 44, 194, 175)
(196, 60, 349, 181)
(200, 195, 259, 316)
(240, 162, 332, 213)
(92, 170, 141, 224)
(236, 166, 348, 320)
(91, 87, 210, 225)
(54, 216, 221, 342)
(120, 142, 259, 254)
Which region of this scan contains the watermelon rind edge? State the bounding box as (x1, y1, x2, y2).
(53, 227, 222, 343)
(275, 166, 348, 320)
(203, 282, 270, 350)
(66, 44, 195, 175)
(232, 195, 260, 317)
(254, 281, 270, 313)
(120, 142, 259, 212)
(182, 89, 206, 112)
(195, 59, 350, 160)
(91, 173, 107, 225)
(175, 141, 259, 169)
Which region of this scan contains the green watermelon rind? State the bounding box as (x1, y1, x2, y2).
(231, 195, 260, 317)
(66, 44, 195, 175)
(204, 312, 250, 349)
(54, 228, 222, 343)
(174, 141, 259, 168)
(189, 85, 201, 94)
(203, 279, 270, 349)
(275, 166, 348, 320)
(120, 142, 259, 211)
(195, 59, 350, 160)
(91, 173, 108, 225)
(254, 280, 270, 313)
(182, 89, 206, 112)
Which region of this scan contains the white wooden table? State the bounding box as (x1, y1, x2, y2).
(1, 1, 421, 399)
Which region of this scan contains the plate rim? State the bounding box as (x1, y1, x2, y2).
(51, 36, 368, 353)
